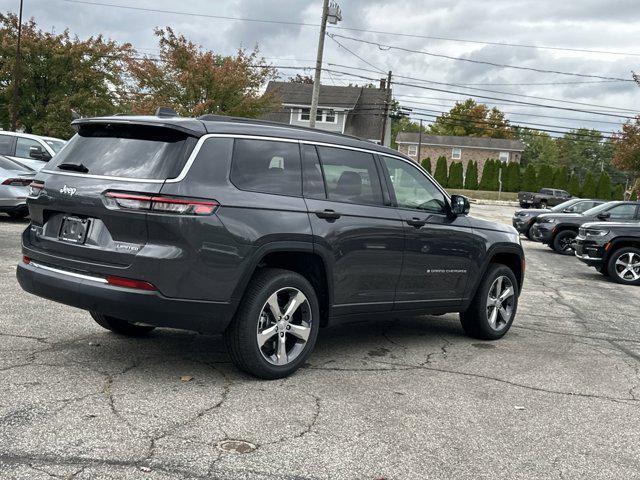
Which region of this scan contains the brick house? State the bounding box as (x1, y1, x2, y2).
(396, 133, 525, 177)
(261, 81, 391, 145)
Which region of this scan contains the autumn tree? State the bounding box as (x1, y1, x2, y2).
(429, 99, 513, 139)
(125, 27, 277, 118)
(0, 12, 132, 137)
(612, 116, 640, 194)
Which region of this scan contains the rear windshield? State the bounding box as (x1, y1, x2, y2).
(49, 124, 197, 180)
(0, 155, 33, 172)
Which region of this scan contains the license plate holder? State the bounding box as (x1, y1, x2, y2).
(59, 216, 90, 244)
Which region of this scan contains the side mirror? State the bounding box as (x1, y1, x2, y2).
(597, 212, 611, 220)
(450, 194, 470, 216)
(29, 146, 51, 161)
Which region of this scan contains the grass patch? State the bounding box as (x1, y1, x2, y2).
(447, 189, 518, 202)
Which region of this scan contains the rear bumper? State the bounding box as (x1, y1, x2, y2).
(16, 260, 235, 334)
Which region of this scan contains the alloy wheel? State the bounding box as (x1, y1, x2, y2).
(486, 276, 515, 330)
(256, 287, 312, 366)
(614, 252, 640, 282)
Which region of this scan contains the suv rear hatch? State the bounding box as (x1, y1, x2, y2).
(25, 121, 201, 274)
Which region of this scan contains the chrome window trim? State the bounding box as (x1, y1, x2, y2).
(38, 132, 449, 201)
(29, 261, 108, 284)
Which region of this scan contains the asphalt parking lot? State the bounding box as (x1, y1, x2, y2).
(1, 204, 639, 480)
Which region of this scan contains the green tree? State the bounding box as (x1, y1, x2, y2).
(596, 172, 612, 200)
(448, 162, 464, 188)
(421, 157, 432, 174)
(521, 164, 538, 192)
(537, 164, 554, 189)
(429, 98, 513, 139)
(582, 172, 597, 198)
(392, 116, 427, 149)
(434, 156, 448, 187)
(557, 129, 615, 180)
(567, 174, 581, 197)
(504, 162, 521, 192)
(464, 161, 479, 190)
(552, 166, 568, 190)
(479, 159, 499, 191)
(126, 27, 277, 118)
(632, 190, 638, 201)
(0, 12, 133, 136)
(517, 129, 559, 168)
(613, 183, 625, 200)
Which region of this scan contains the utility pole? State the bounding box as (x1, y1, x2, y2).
(11, 0, 24, 131)
(380, 70, 392, 145)
(309, 1, 341, 129)
(417, 118, 423, 164)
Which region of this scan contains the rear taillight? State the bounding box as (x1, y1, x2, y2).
(28, 181, 44, 197)
(104, 192, 218, 216)
(3, 178, 33, 187)
(22, 256, 31, 264)
(106, 275, 157, 291)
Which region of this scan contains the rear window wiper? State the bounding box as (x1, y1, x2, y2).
(57, 162, 89, 173)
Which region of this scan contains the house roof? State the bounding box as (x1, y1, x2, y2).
(262, 81, 389, 141)
(264, 81, 366, 109)
(396, 132, 525, 151)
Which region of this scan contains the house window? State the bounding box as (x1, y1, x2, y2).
(407, 145, 418, 157)
(499, 151, 510, 163)
(298, 108, 337, 124)
(451, 147, 461, 160)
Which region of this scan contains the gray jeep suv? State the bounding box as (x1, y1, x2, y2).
(17, 113, 525, 378)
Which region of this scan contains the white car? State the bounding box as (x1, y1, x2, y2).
(0, 131, 66, 171)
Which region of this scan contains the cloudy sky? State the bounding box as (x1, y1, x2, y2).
(3, 0, 639, 136)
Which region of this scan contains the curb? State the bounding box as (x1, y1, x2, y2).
(468, 199, 519, 207)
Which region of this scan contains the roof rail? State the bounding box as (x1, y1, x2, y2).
(197, 114, 362, 141)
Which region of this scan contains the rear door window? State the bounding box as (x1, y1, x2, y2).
(48, 124, 197, 180)
(0, 135, 14, 156)
(316, 146, 383, 206)
(230, 139, 302, 196)
(301, 144, 326, 199)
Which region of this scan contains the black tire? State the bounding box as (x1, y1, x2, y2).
(90, 312, 155, 336)
(519, 203, 527, 209)
(606, 247, 640, 286)
(460, 264, 519, 340)
(595, 265, 608, 276)
(540, 201, 548, 209)
(525, 226, 535, 241)
(552, 230, 577, 255)
(224, 268, 320, 379)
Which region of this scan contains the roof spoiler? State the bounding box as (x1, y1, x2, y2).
(155, 107, 179, 118)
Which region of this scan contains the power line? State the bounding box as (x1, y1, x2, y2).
(60, 0, 640, 57)
(328, 33, 635, 83)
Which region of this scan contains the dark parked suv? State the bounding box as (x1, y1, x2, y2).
(530, 201, 640, 255)
(575, 222, 640, 285)
(17, 114, 525, 378)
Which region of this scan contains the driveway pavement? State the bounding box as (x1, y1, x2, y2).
(1, 206, 639, 480)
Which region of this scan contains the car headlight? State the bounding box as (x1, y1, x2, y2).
(586, 229, 609, 237)
(540, 218, 556, 224)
